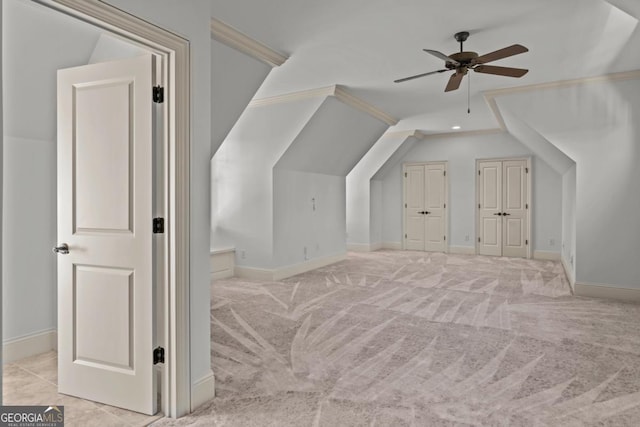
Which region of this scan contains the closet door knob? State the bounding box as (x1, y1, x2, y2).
(503, 212, 511, 216)
(493, 213, 502, 216)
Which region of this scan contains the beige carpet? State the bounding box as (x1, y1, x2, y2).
(154, 251, 640, 426)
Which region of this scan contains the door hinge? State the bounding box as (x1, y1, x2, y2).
(444, 236, 446, 241)
(478, 170, 481, 176)
(444, 203, 446, 209)
(443, 171, 446, 177)
(153, 217, 164, 234)
(478, 237, 481, 243)
(526, 203, 529, 209)
(525, 240, 529, 245)
(478, 204, 481, 209)
(525, 167, 529, 174)
(405, 234, 407, 239)
(153, 85, 164, 103)
(405, 203, 407, 208)
(153, 347, 165, 364)
(404, 172, 407, 178)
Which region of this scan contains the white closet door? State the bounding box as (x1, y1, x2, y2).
(404, 162, 447, 252)
(478, 161, 503, 256)
(56, 55, 157, 414)
(502, 160, 528, 257)
(424, 163, 447, 252)
(404, 165, 425, 250)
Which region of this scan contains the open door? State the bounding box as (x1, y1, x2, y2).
(55, 55, 157, 414)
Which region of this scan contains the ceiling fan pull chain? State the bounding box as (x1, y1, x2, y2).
(467, 72, 471, 114)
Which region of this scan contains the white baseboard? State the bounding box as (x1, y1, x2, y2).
(561, 255, 576, 292)
(210, 248, 235, 280)
(236, 253, 347, 281)
(382, 242, 402, 250)
(273, 252, 346, 280)
(533, 250, 561, 261)
(575, 282, 640, 302)
(234, 265, 274, 281)
(3, 329, 57, 364)
(191, 370, 215, 412)
(347, 242, 382, 252)
(449, 246, 475, 255)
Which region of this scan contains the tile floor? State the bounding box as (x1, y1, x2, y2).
(3, 351, 163, 426)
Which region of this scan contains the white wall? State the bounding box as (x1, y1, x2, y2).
(273, 170, 345, 266)
(2, 137, 56, 340)
(380, 132, 563, 253)
(1, 1, 4, 385)
(346, 134, 417, 247)
(496, 78, 640, 290)
(2, 0, 99, 347)
(562, 164, 577, 287)
(211, 97, 325, 268)
(370, 180, 383, 246)
(211, 38, 271, 155)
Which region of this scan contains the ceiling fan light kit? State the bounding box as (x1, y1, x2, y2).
(394, 31, 529, 93)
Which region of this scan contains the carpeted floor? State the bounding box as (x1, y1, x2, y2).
(154, 250, 640, 426)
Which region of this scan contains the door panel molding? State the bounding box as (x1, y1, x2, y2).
(476, 157, 531, 258)
(36, 0, 192, 418)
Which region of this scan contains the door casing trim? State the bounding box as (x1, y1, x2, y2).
(33, 0, 191, 418)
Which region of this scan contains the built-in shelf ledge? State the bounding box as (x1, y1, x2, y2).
(210, 248, 235, 280)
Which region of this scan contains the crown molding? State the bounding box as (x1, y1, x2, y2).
(483, 69, 640, 99)
(420, 128, 504, 140)
(249, 85, 398, 126)
(210, 18, 287, 67)
(482, 69, 640, 131)
(248, 86, 335, 108)
(333, 85, 398, 126)
(380, 129, 426, 140)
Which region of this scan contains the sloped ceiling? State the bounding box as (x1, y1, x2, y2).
(275, 96, 389, 175)
(3, 0, 101, 141)
(210, 0, 640, 133)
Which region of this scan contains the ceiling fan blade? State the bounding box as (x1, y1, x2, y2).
(423, 49, 460, 66)
(444, 72, 464, 92)
(474, 65, 528, 78)
(394, 69, 448, 83)
(475, 44, 528, 64)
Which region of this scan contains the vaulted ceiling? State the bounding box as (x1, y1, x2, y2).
(210, 0, 640, 133)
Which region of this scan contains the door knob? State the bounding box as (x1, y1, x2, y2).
(52, 243, 69, 255)
(424, 211, 431, 215)
(493, 213, 502, 216)
(503, 213, 511, 216)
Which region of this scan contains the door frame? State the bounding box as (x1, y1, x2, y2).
(33, 0, 191, 418)
(475, 157, 532, 259)
(402, 161, 449, 253)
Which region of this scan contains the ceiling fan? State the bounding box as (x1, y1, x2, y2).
(394, 31, 529, 92)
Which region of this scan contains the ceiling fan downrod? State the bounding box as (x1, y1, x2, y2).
(454, 31, 469, 53)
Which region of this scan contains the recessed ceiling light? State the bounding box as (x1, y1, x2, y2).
(452, 125, 461, 130)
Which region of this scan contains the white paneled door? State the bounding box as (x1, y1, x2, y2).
(478, 159, 529, 258)
(56, 56, 157, 414)
(404, 163, 448, 252)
